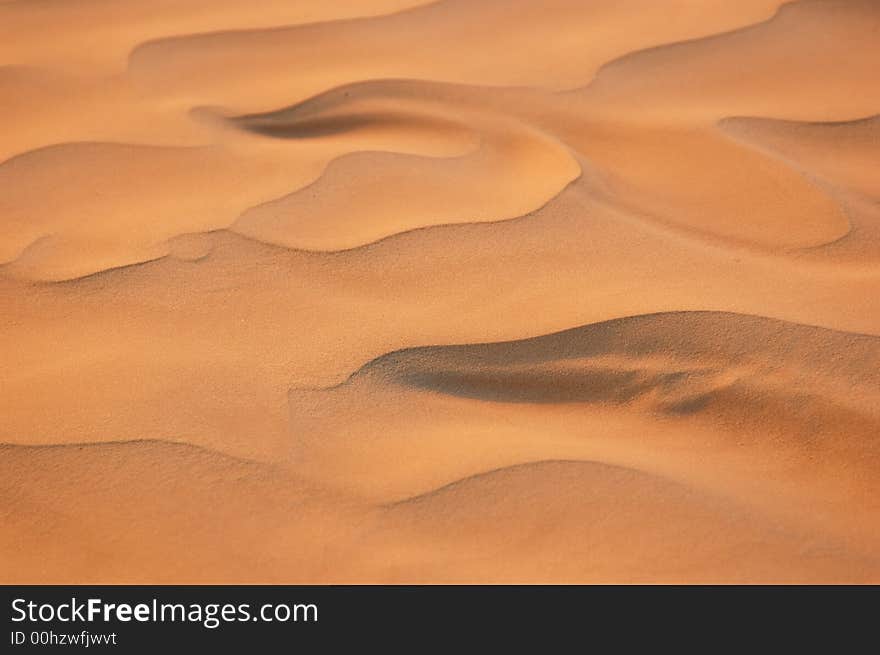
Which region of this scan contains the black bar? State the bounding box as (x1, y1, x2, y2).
(2, 585, 876, 650)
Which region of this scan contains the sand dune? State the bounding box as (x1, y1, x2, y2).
(287, 312, 880, 555)
(585, 0, 880, 121)
(375, 460, 877, 583)
(126, 0, 783, 109)
(1, 0, 878, 582)
(0, 440, 345, 584)
(0, 0, 432, 72)
(230, 83, 580, 250)
(721, 114, 880, 261)
(3, 441, 876, 583)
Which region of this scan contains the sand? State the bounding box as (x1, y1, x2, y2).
(1, 0, 878, 583)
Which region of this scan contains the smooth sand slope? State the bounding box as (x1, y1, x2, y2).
(1, 0, 878, 582)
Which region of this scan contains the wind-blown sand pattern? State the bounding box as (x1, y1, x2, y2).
(1, 0, 878, 583)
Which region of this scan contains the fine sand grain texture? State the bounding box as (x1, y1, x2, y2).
(1, 0, 878, 583)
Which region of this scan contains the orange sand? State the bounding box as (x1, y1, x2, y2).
(1, 0, 878, 583)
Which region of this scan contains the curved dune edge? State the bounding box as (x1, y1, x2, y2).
(0, 132, 480, 280)
(4, 311, 879, 582)
(228, 82, 581, 251)
(718, 114, 880, 262)
(328, 310, 880, 404)
(0, 80, 580, 279)
(550, 0, 879, 250)
(0, 0, 436, 72)
(0, 440, 343, 584)
(125, 0, 785, 106)
(581, 0, 880, 122)
(5, 0, 878, 277)
(3, 442, 877, 583)
(288, 311, 880, 564)
(374, 459, 879, 583)
(575, 122, 853, 252)
(3, 209, 879, 452)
